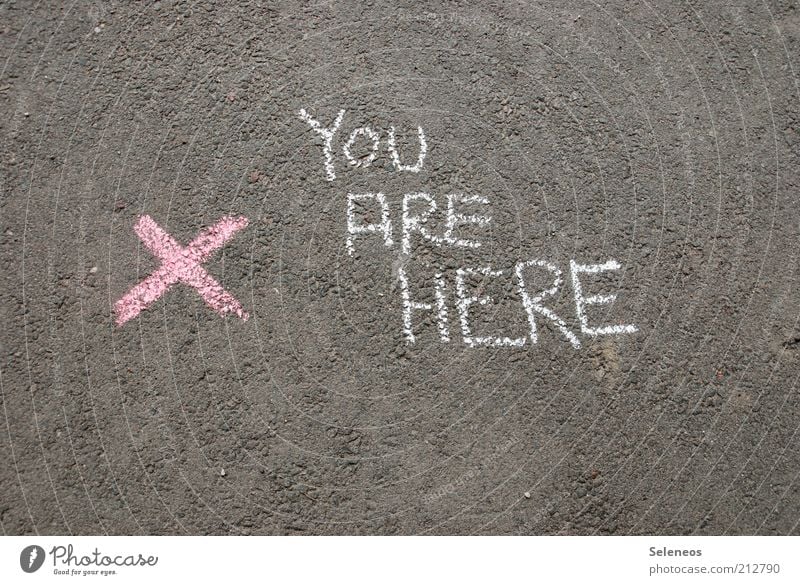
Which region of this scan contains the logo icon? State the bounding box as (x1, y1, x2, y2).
(20, 545, 45, 573)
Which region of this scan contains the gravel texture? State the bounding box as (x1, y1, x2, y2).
(2, 0, 799, 535)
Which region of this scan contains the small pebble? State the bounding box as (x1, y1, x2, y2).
(524, 492, 531, 499)
(89, 266, 98, 274)
(220, 468, 226, 477)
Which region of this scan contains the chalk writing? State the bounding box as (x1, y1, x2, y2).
(115, 215, 249, 326)
(299, 108, 427, 181)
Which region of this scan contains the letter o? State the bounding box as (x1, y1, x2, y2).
(343, 127, 380, 167)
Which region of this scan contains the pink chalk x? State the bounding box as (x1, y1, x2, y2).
(115, 215, 250, 326)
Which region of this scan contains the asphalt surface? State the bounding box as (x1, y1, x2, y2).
(2, 0, 800, 535)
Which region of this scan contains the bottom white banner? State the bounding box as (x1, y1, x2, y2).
(1, 536, 796, 584)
